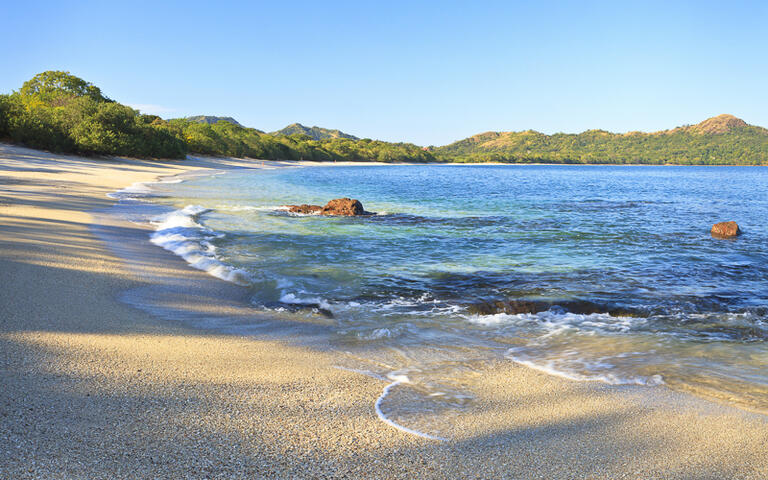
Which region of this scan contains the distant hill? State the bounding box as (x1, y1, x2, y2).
(271, 123, 359, 141)
(186, 115, 243, 127)
(666, 114, 748, 135)
(434, 115, 768, 165)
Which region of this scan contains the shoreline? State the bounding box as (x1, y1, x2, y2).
(246, 159, 768, 167)
(2, 142, 768, 478)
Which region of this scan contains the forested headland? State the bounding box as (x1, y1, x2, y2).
(433, 114, 768, 165)
(0, 71, 435, 162)
(1, 71, 767, 165)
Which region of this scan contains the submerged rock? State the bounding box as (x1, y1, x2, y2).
(711, 221, 741, 238)
(264, 301, 334, 318)
(465, 298, 639, 317)
(284, 198, 372, 216)
(466, 299, 550, 316)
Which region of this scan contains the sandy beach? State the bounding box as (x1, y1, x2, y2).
(1, 142, 768, 479)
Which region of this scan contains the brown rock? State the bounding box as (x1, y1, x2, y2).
(284, 198, 372, 216)
(286, 204, 322, 214)
(321, 198, 368, 216)
(711, 221, 741, 238)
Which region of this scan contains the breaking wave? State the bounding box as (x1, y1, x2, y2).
(149, 205, 251, 285)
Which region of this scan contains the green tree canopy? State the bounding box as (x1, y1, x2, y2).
(0, 72, 186, 158)
(19, 71, 109, 106)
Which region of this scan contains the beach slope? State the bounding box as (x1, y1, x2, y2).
(1, 143, 767, 479)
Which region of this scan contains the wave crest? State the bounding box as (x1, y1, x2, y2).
(150, 205, 251, 285)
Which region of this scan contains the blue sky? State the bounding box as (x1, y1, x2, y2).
(2, 0, 767, 145)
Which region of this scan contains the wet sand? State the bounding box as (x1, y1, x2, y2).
(1, 142, 767, 479)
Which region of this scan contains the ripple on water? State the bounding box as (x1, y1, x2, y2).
(123, 164, 768, 416)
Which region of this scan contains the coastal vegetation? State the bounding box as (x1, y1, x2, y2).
(0, 71, 434, 162)
(0, 71, 187, 158)
(433, 115, 768, 165)
(168, 116, 434, 162)
(185, 115, 243, 127)
(1, 72, 767, 164)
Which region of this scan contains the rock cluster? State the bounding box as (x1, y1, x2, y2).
(285, 198, 372, 216)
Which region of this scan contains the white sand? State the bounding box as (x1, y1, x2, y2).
(1, 142, 767, 479)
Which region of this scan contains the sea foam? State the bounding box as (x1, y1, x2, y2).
(467, 310, 664, 386)
(507, 353, 665, 386)
(150, 205, 251, 285)
(279, 292, 333, 311)
(374, 374, 449, 441)
(107, 177, 184, 200)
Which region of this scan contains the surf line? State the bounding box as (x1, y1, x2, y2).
(374, 380, 449, 442)
(334, 366, 448, 441)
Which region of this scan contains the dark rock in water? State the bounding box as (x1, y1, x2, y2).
(694, 324, 768, 342)
(465, 298, 639, 317)
(284, 198, 373, 216)
(467, 299, 550, 316)
(557, 300, 637, 317)
(711, 221, 741, 238)
(264, 301, 334, 318)
(287, 204, 323, 214)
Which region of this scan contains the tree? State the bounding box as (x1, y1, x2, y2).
(19, 71, 109, 106)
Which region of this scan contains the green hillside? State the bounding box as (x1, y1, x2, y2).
(185, 115, 244, 127)
(434, 115, 768, 165)
(2, 71, 767, 165)
(0, 71, 433, 163)
(272, 123, 358, 140)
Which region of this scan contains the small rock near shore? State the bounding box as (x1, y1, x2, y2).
(287, 204, 323, 214)
(711, 221, 741, 238)
(321, 198, 367, 216)
(284, 198, 372, 216)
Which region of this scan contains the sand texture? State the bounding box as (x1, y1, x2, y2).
(1, 143, 767, 479)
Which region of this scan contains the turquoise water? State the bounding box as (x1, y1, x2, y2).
(140, 165, 768, 412)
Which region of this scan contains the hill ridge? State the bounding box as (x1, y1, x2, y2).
(669, 114, 749, 135)
(271, 123, 359, 141)
(434, 115, 768, 165)
(186, 115, 243, 127)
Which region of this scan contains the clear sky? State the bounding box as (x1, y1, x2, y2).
(2, 0, 767, 145)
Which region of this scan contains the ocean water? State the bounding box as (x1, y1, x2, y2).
(119, 164, 768, 416)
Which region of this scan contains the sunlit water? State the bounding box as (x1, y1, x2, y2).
(121, 164, 768, 415)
